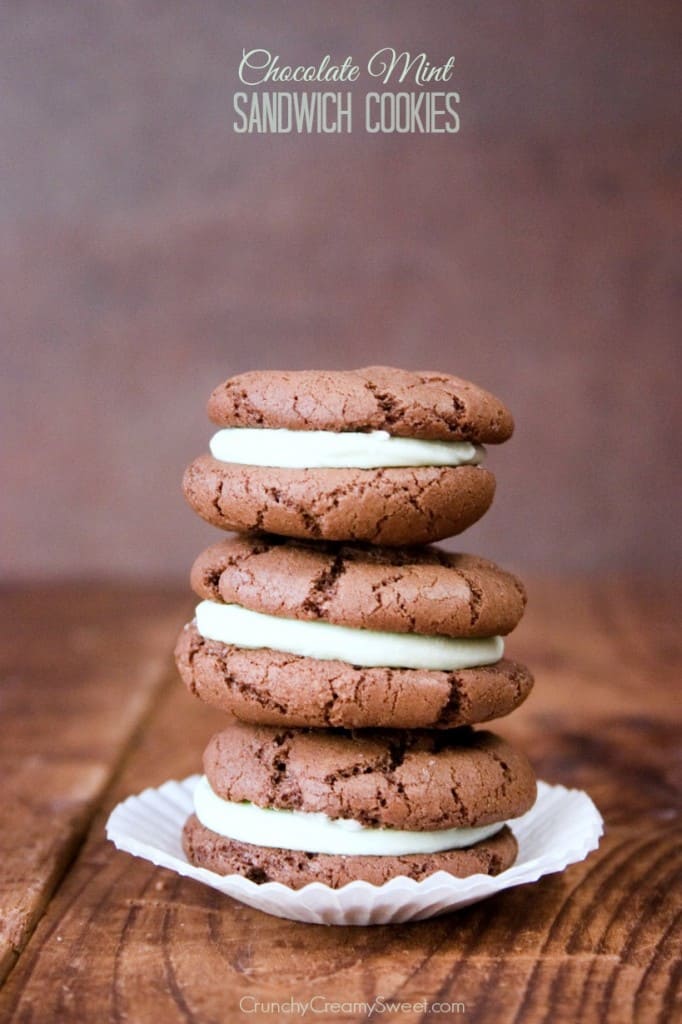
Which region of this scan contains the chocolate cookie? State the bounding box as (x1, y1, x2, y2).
(182, 723, 536, 886)
(207, 366, 514, 442)
(176, 623, 533, 729)
(190, 536, 527, 637)
(183, 366, 513, 545)
(183, 458, 495, 546)
(175, 536, 533, 729)
(202, 723, 536, 829)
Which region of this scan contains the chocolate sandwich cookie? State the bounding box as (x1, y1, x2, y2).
(183, 366, 513, 545)
(175, 535, 533, 730)
(182, 722, 537, 887)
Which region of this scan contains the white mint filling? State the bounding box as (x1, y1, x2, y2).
(195, 600, 504, 671)
(209, 427, 485, 469)
(193, 776, 505, 856)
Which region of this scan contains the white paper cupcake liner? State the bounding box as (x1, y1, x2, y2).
(106, 776, 603, 926)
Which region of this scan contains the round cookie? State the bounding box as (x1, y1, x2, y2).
(182, 723, 536, 887)
(183, 457, 495, 546)
(182, 816, 518, 887)
(189, 535, 527, 638)
(183, 366, 513, 545)
(175, 536, 533, 730)
(176, 623, 533, 729)
(202, 724, 536, 830)
(207, 366, 514, 442)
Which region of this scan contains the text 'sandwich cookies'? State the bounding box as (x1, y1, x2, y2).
(183, 366, 514, 546)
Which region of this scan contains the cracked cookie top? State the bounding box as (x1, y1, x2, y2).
(203, 722, 537, 830)
(207, 366, 514, 443)
(190, 535, 527, 638)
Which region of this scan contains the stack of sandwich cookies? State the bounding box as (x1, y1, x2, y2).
(177, 366, 537, 890)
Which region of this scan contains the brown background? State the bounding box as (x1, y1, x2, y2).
(1, 0, 680, 579)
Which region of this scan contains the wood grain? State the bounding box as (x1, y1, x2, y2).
(0, 585, 188, 983)
(0, 580, 680, 1023)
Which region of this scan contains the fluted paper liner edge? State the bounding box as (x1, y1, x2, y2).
(106, 776, 603, 926)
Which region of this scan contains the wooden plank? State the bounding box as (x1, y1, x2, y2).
(0, 579, 680, 1023)
(0, 584, 188, 983)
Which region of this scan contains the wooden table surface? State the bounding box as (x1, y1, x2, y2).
(0, 579, 679, 1023)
